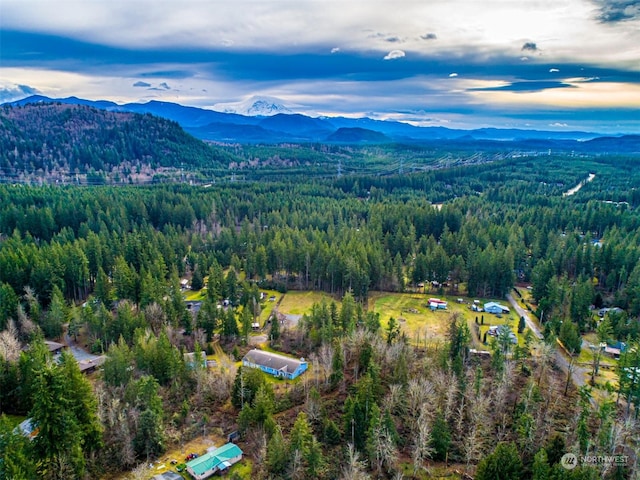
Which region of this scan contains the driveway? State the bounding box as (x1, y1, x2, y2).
(64, 332, 105, 365)
(506, 293, 592, 399)
(506, 293, 543, 339)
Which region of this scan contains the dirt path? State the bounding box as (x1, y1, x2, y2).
(506, 293, 542, 339)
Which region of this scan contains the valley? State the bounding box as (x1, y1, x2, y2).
(0, 102, 639, 480)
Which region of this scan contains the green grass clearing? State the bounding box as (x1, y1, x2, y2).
(230, 458, 253, 478)
(278, 290, 336, 315)
(184, 289, 206, 301)
(257, 289, 282, 322)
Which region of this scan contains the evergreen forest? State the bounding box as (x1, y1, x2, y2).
(1, 105, 640, 480)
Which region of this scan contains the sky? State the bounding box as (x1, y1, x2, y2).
(1, 0, 639, 133)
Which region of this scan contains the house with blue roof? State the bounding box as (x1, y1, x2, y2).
(186, 443, 243, 479)
(484, 302, 510, 314)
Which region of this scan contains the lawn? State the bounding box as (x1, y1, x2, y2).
(474, 304, 523, 342)
(277, 290, 337, 315)
(368, 292, 526, 350)
(369, 292, 454, 342)
(257, 289, 283, 322)
(184, 288, 206, 302)
(229, 458, 253, 478)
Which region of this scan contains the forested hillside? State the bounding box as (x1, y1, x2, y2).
(1, 146, 640, 479)
(0, 103, 234, 183)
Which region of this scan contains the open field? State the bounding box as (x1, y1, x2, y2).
(277, 290, 337, 315)
(369, 291, 453, 340)
(368, 291, 523, 349)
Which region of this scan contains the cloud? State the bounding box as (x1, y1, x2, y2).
(449, 73, 458, 77)
(133, 81, 151, 87)
(549, 122, 569, 127)
(331, 47, 340, 54)
(549, 68, 560, 73)
(420, 33, 437, 40)
(521, 42, 537, 52)
(159, 82, 171, 89)
(385, 36, 401, 43)
(0, 83, 40, 102)
(593, 0, 640, 23)
(383, 50, 405, 60)
(470, 81, 574, 93)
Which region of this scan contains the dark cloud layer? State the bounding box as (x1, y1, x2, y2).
(469, 81, 574, 93)
(3, 29, 638, 86)
(593, 0, 640, 22)
(2, 26, 638, 133)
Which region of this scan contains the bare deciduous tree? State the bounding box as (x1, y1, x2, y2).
(318, 342, 334, 385)
(143, 302, 166, 335)
(340, 443, 371, 480)
(412, 407, 434, 474)
(0, 320, 21, 362)
(385, 383, 405, 415)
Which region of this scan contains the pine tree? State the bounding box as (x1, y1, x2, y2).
(30, 363, 85, 478)
(431, 410, 451, 461)
(266, 426, 289, 476)
(475, 442, 523, 480)
(531, 448, 551, 480)
(269, 313, 281, 345)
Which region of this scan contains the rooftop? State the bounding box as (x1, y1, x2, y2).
(187, 443, 243, 476)
(243, 349, 306, 374)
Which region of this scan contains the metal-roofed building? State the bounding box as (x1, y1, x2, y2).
(242, 348, 308, 380)
(186, 443, 243, 479)
(484, 302, 510, 314)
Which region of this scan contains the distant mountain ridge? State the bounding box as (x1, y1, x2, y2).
(6, 95, 638, 151)
(0, 102, 234, 183)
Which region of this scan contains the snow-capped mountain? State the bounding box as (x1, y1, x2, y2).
(212, 96, 293, 116)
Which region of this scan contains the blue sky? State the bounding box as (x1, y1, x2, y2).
(1, 0, 639, 133)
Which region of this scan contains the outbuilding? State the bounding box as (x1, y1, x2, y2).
(242, 348, 308, 380)
(484, 302, 510, 314)
(44, 340, 65, 355)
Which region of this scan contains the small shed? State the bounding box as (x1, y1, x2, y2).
(78, 356, 106, 374)
(242, 349, 308, 380)
(604, 341, 627, 359)
(44, 340, 65, 355)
